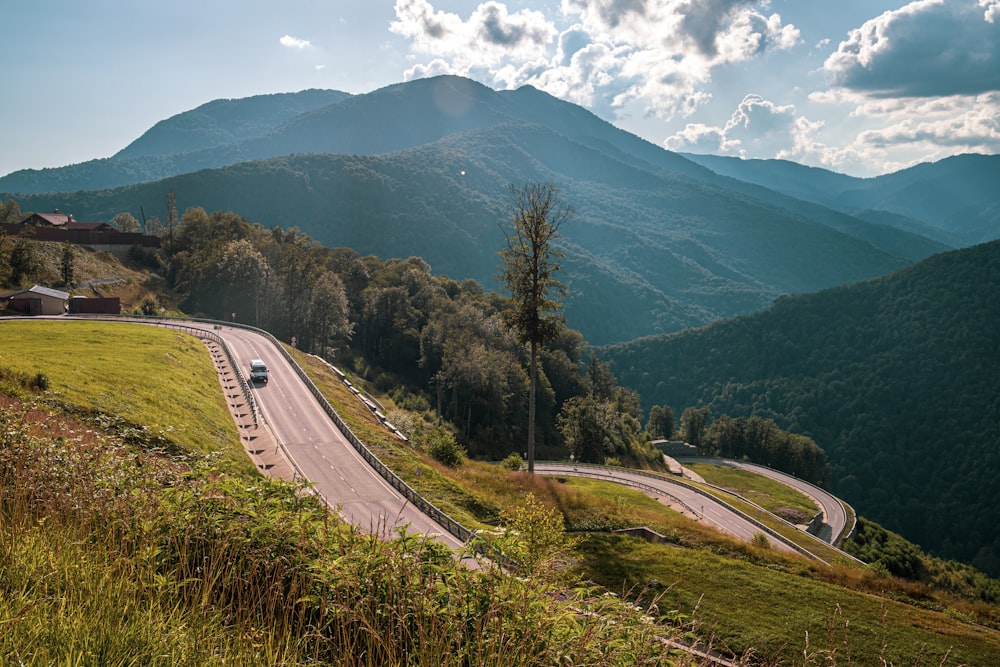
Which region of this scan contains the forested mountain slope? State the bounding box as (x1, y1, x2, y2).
(601, 240, 1000, 576)
(9, 125, 915, 345)
(116, 89, 353, 158)
(4, 76, 986, 344)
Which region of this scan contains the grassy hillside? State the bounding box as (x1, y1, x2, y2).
(0, 320, 250, 474)
(602, 239, 1000, 577)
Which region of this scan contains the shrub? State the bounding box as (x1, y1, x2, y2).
(752, 531, 771, 549)
(31, 372, 49, 391)
(426, 426, 465, 468)
(501, 453, 524, 471)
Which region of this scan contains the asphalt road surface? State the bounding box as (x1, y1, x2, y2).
(198, 323, 467, 552)
(533, 463, 800, 555)
(679, 458, 851, 544)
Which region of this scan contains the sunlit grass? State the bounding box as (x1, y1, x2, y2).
(295, 350, 1000, 665)
(685, 461, 818, 521)
(580, 533, 1000, 666)
(0, 319, 250, 474)
(1, 390, 706, 666)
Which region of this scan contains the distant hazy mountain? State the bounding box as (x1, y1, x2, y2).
(1, 76, 979, 342)
(0, 89, 353, 193)
(116, 89, 354, 158)
(601, 239, 1000, 575)
(682, 152, 1000, 247)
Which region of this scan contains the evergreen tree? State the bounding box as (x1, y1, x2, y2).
(60, 242, 75, 287)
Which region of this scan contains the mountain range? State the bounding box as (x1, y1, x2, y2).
(5, 75, 994, 344)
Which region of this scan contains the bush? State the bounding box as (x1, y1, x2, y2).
(30, 372, 49, 391)
(501, 453, 524, 471)
(426, 426, 465, 468)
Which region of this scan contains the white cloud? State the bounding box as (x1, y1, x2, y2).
(665, 93, 802, 157)
(392, 0, 799, 122)
(279, 34, 312, 50)
(982, 0, 1000, 22)
(386, 1, 997, 176)
(852, 93, 1000, 151)
(823, 0, 1000, 97)
(391, 0, 556, 71)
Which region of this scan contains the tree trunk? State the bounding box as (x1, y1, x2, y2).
(528, 338, 537, 473)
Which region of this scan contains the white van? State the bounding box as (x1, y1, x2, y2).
(249, 359, 269, 384)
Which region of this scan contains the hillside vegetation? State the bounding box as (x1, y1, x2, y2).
(684, 152, 1000, 247)
(4, 320, 1000, 665)
(602, 239, 1000, 577)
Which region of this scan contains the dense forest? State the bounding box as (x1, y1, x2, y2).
(602, 240, 1000, 576)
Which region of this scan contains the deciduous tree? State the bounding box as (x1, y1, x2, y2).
(681, 406, 710, 451)
(499, 183, 572, 473)
(111, 212, 140, 233)
(646, 404, 675, 440)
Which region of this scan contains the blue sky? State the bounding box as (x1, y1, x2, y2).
(2, 0, 998, 178)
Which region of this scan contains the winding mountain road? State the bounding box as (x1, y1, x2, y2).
(202, 322, 850, 559)
(677, 457, 852, 544)
(534, 462, 803, 555)
(189, 322, 467, 552)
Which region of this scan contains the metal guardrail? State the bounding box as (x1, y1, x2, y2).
(136, 317, 481, 547)
(167, 321, 259, 429)
(252, 326, 480, 545)
(688, 458, 860, 547)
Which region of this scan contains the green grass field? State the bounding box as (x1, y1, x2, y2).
(686, 461, 819, 521)
(579, 534, 1000, 665)
(0, 319, 251, 474)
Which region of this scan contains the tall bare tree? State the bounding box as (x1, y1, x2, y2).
(499, 183, 572, 473)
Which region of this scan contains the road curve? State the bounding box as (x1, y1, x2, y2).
(192, 322, 468, 552)
(679, 458, 852, 545)
(534, 463, 801, 555)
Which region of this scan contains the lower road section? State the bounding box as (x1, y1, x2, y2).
(533, 463, 801, 555)
(678, 457, 852, 544)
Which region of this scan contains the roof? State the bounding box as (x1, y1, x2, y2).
(21, 211, 111, 230)
(27, 211, 75, 227)
(0, 285, 70, 300)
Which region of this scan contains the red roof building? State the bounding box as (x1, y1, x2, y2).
(21, 210, 114, 231)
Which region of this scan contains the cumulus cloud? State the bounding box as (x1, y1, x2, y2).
(844, 92, 1000, 158)
(665, 94, 803, 156)
(677, 0, 759, 56)
(391, 0, 556, 73)
(279, 35, 312, 50)
(982, 0, 1000, 22)
(824, 0, 1000, 97)
(391, 0, 799, 120)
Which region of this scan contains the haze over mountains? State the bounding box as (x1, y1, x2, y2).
(4, 75, 992, 344)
